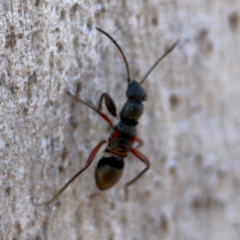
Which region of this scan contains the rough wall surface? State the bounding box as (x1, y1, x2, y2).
(0, 0, 240, 239)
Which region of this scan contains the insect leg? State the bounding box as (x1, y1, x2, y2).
(133, 136, 144, 149)
(124, 148, 150, 199)
(66, 90, 113, 127)
(98, 92, 117, 118)
(45, 140, 106, 205)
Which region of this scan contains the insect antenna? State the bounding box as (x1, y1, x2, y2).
(140, 40, 179, 85)
(96, 27, 131, 83)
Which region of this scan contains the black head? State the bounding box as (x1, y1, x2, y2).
(119, 80, 147, 123)
(126, 80, 147, 102)
(95, 155, 124, 190)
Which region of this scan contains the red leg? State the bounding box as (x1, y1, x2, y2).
(45, 140, 106, 205)
(124, 148, 150, 199)
(98, 92, 117, 117)
(133, 136, 144, 149)
(66, 90, 113, 127)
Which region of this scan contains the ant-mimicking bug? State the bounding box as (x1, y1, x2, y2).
(45, 27, 178, 205)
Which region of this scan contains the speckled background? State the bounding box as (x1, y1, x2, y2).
(0, 0, 240, 239)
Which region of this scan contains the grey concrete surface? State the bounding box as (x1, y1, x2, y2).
(0, 0, 240, 239)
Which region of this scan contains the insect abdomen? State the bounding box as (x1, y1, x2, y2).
(95, 156, 124, 190)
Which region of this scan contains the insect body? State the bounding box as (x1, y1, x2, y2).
(96, 82, 146, 191)
(45, 27, 178, 204)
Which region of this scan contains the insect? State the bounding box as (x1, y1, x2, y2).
(45, 27, 178, 205)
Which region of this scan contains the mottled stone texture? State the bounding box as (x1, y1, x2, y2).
(0, 0, 240, 239)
